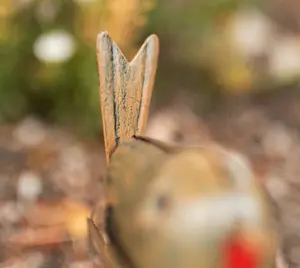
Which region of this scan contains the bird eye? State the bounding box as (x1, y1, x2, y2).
(155, 194, 171, 212)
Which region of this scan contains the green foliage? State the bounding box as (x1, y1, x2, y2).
(0, 0, 291, 136)
(0, 0, 101, 135)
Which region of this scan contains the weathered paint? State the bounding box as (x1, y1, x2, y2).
(97, 31, 159, 165)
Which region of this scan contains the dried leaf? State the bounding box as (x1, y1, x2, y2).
(8, 225, 67, 247)
(25, 201, 69, 227)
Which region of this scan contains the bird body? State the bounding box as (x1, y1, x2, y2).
(89, 31, 278, 268)
(105, 138, 277, 268)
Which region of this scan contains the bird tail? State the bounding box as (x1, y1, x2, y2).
(97, 31, 159, 165)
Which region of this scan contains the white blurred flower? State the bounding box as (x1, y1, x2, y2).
(229, 8, 272, 57)
(73, 0, 96, 4)
(15, 0, 35, 9)
(36, 0, 59, 23)
(269, 36, 300, 80)
(33, 30, 76, 63)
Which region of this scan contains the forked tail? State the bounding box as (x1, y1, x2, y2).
(97, 31, 159, 165)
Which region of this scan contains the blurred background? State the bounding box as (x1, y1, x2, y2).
(2, 0, 300, 267)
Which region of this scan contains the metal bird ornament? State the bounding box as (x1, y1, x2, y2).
(88, 31, 278, 268)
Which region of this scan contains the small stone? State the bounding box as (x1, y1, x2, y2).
(55, 145, 90, 189)
(13, 117, 46, 147)
(289, 247, 300, 265)
(2, 252, 44, 268)
(263, 123, 293, 159)
(69, 260, 93, 268)
(18, 171, 43, 200)
(146, 113, 178, 143)
(0, 202, 22, 223)
(265, 174, 289, 201)
(24, 252, 44, 268)
(276, 248, 288, 268)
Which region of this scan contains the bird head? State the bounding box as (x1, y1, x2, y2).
(126, 145, 277, 268)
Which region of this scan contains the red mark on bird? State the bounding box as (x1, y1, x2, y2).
(224, 237, 260, 268)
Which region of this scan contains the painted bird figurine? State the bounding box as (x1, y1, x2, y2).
(88, 31, 278, 268)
